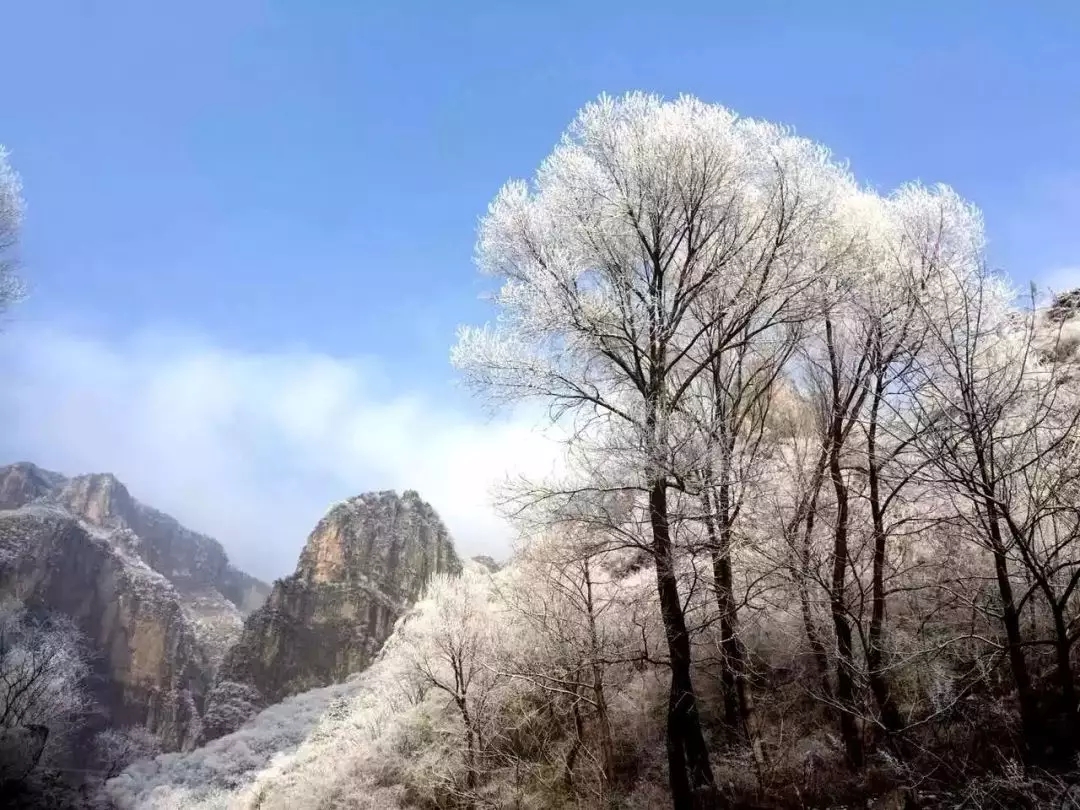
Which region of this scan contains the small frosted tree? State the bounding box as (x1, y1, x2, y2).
(0, 599, 90, 773)
(199, 681, 264, 742)
(95, 725, 163, 779)
(495, 529, 626, 801)
(398, 570, 501, 803)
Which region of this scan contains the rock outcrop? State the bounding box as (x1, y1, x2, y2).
(470, 554, 502, 573)
(0, 463, 270, 750)
(48, 470, 270, 615)
(217, 490, 461, 713)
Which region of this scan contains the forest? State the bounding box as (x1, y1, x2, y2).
(7, 94, 1080, 809)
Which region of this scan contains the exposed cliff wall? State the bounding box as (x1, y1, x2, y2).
(50, 470, 270, 612)
(0, 507, 205, 750)
(0, 463, 270, 751)
(218, 490, 461, 709)
(0, 463, 65, 510)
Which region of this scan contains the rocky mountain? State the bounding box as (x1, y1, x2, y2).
(214, 490, 461, 726)
(470, 554, 502, 573)
(0, 463, 270, 750)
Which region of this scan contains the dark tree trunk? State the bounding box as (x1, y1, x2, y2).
(986, 512, 1041, 756)
(650, 481, 719, 809)
(865, 372, 903, 736)
(459, 696, 478, 798)
(818, 316, 867, 768)
(593, 674, 616, 792)
(702, 483, 751, 741)
(827, 429, 865, 768)
(795, 474, 834, 701)
(1051, 604, 1078, 748)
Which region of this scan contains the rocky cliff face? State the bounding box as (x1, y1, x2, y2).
(50, 471, 270, 616)
(0, 463, 270, 750)
(217, 490, 461, 713)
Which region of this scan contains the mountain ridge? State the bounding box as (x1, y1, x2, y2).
(0, 462, 271, 751)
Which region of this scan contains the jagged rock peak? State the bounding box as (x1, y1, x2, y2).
(214, 489, 461, 715)
(471, 555, 502, 573)
(0, 462, 273, 753)
(0, 462, 66, 510)
(296, 489, 462, 597)
(0, 462, 270, 612)
(57, 471, 137, 527)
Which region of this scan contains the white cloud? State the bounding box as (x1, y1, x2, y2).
(0, 325, 563, 581)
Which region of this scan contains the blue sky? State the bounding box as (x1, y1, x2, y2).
(1, 1, 1078, 579)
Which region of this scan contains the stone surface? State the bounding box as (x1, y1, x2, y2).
(0, 463, 270, 751)
(0, 465, 65, 511)
(47, 469, 271, 612)
(470, 554, 501, 573)
(218, 490, 461, 709)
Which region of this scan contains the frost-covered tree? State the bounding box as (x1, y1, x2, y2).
(679, 285, 806, 746)
(906, 261, 1080, 758)
(0, 146, 25, 314)
(739, 183, 987, 763)
(398, 570, 501, 803)
(0, 599, 90, 773)
(199, 681, 264, 743)
(95, 725, 163, 779)
(454, 92, 855, 809)
(494, 530, 629, 801)
(851, 184, 991, 738)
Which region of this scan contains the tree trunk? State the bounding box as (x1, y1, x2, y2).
(795, 479, 833, 701)
(593, 672, 616, 792)
(650, 481, 718, 809)
(986, 512, 1041, 757)
(828, 421, 865, 768)
(565, 692, 584, 793)
(458, 697, 478, 794)
(1051, 603, 1078, 749)
(702, 483, 751, 741)
(865, 372, 903, 736)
